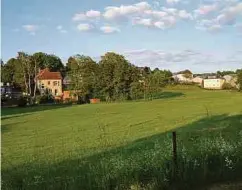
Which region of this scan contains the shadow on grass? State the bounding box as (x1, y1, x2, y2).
(153, 91, 184, 100)
(1, 121, 27, 134)
(1, 104, 74, 118)
(2, 114, 242, 190)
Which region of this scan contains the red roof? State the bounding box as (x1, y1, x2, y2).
(36, 68, 62, 80)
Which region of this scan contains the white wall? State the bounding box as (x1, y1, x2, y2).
(203, 79, 225, 89)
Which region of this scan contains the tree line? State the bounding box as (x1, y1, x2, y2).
(1, 52, 174, 102)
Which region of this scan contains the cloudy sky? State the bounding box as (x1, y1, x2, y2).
(2, 0, 242, 72)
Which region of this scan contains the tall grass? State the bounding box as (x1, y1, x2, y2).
(2, 90, 242, 189)
(2, 114, 242, 190)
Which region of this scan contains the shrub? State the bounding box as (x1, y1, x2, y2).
(37, 95, 54, 104)
(17, 97, 27, 107)
(222, 83, 235, 90)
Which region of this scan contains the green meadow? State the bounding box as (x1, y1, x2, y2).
(2, 88, 242, 189)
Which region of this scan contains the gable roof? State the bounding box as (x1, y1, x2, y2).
(36, 68, 62, 80)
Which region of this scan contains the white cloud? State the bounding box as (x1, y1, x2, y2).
(103, 1, 151, 20)
(166, 0, 180, 5)
(77, 23, 94, 31)
(154, 21, 166, 29)
(133, 18, 153, 26)
(194, 4, 218, 15)
(161, 7, 178, 15)
(22, 25, 39, 35)
(100, 26, 120, 33)
(178, 10, 193, 19)
(195, 18, 222, 33)
(73, 10, 101, 21)
(133, 15, 176, 29)
(217, 2, 242, 25)
(144, 10, 168, 19)
(207, 24, 222, 32)
(86, 10, 101, 18)
(123, 49, 241, 73)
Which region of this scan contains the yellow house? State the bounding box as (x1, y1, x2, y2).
(203, 78, 225, 89)
(36, 68, 62, 96)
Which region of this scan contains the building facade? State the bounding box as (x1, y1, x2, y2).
(36, 69, 62, 96)
(203, 78, 225, 89)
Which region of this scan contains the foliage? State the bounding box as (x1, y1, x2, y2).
(36, 94, 54, 104)
(237, 70, 242, 91)
(32, 52, 64, 72)
(217, 70, 236, 77)
(17, 96, 28, 107)
(67, 55, 98, 100)
(222, 82, 235, 90)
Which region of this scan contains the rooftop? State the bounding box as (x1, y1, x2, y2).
(36, 68, 62, 80)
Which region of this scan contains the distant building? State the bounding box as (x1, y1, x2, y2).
(192, 76, 203, 85)
(172, 70, 193, 83)
(203, 78, 225, 89)
(207, 75, 217, 79)
(36, 68, 62, 96)
(1, 82, 22, 98)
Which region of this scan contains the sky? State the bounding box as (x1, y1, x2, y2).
(1, 0, 242, 73)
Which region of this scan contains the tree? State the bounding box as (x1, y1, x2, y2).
(98, 52, 135, 101)
(32, 52, 64, 72)
(217, 70, 235, 77)
(67, 55, 98, 101)
(1, 59, 15, 84)
(237, 70, 242, 91)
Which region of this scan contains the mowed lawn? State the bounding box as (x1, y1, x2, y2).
(2, 88, 242, 189)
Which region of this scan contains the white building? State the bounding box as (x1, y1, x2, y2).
(203, 78, 225, 89)
(192, 76, 203, 85)
(172, 74, 193, 83)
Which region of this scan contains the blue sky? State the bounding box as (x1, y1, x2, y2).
(2, 0, 242, 72)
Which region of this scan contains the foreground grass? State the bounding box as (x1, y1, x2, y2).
(1, 89, 242, 189)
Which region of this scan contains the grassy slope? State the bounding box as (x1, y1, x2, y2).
(2, 89, 242, 189)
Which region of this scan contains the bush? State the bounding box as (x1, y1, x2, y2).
(37, 95, 54, 104)
(222, 83, 235, 90)
(17, 97, 27, 107)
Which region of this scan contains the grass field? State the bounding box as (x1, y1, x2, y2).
(2, 88, 242, 189)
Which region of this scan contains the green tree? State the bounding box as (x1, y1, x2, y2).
(237, 70, 242, 91)
(67, 55, 98, 101)
(33, 52, 64, 72)
(98, 52, 136, 101)
(1, 59, 15, 84)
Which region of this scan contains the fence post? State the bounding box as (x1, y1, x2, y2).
(172, 131, 178, 180)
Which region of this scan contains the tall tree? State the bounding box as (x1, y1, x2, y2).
(1, 59, 15, 84)
(32, 52, 64, 72)
(67, 55, 98, 100)
(98, 52, 135, 101)
(237, 70, 242, 91)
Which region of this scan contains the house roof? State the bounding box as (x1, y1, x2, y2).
(176, 69, 193, 75)
(36, 68, 62, 80)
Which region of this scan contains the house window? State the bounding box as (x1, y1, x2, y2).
(55, 89, 58, 96)
(53, 81, 58, 86)
(41, 84, 44, 89)
(57, 81, 60, 86)
(48, 81, 50, 85)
